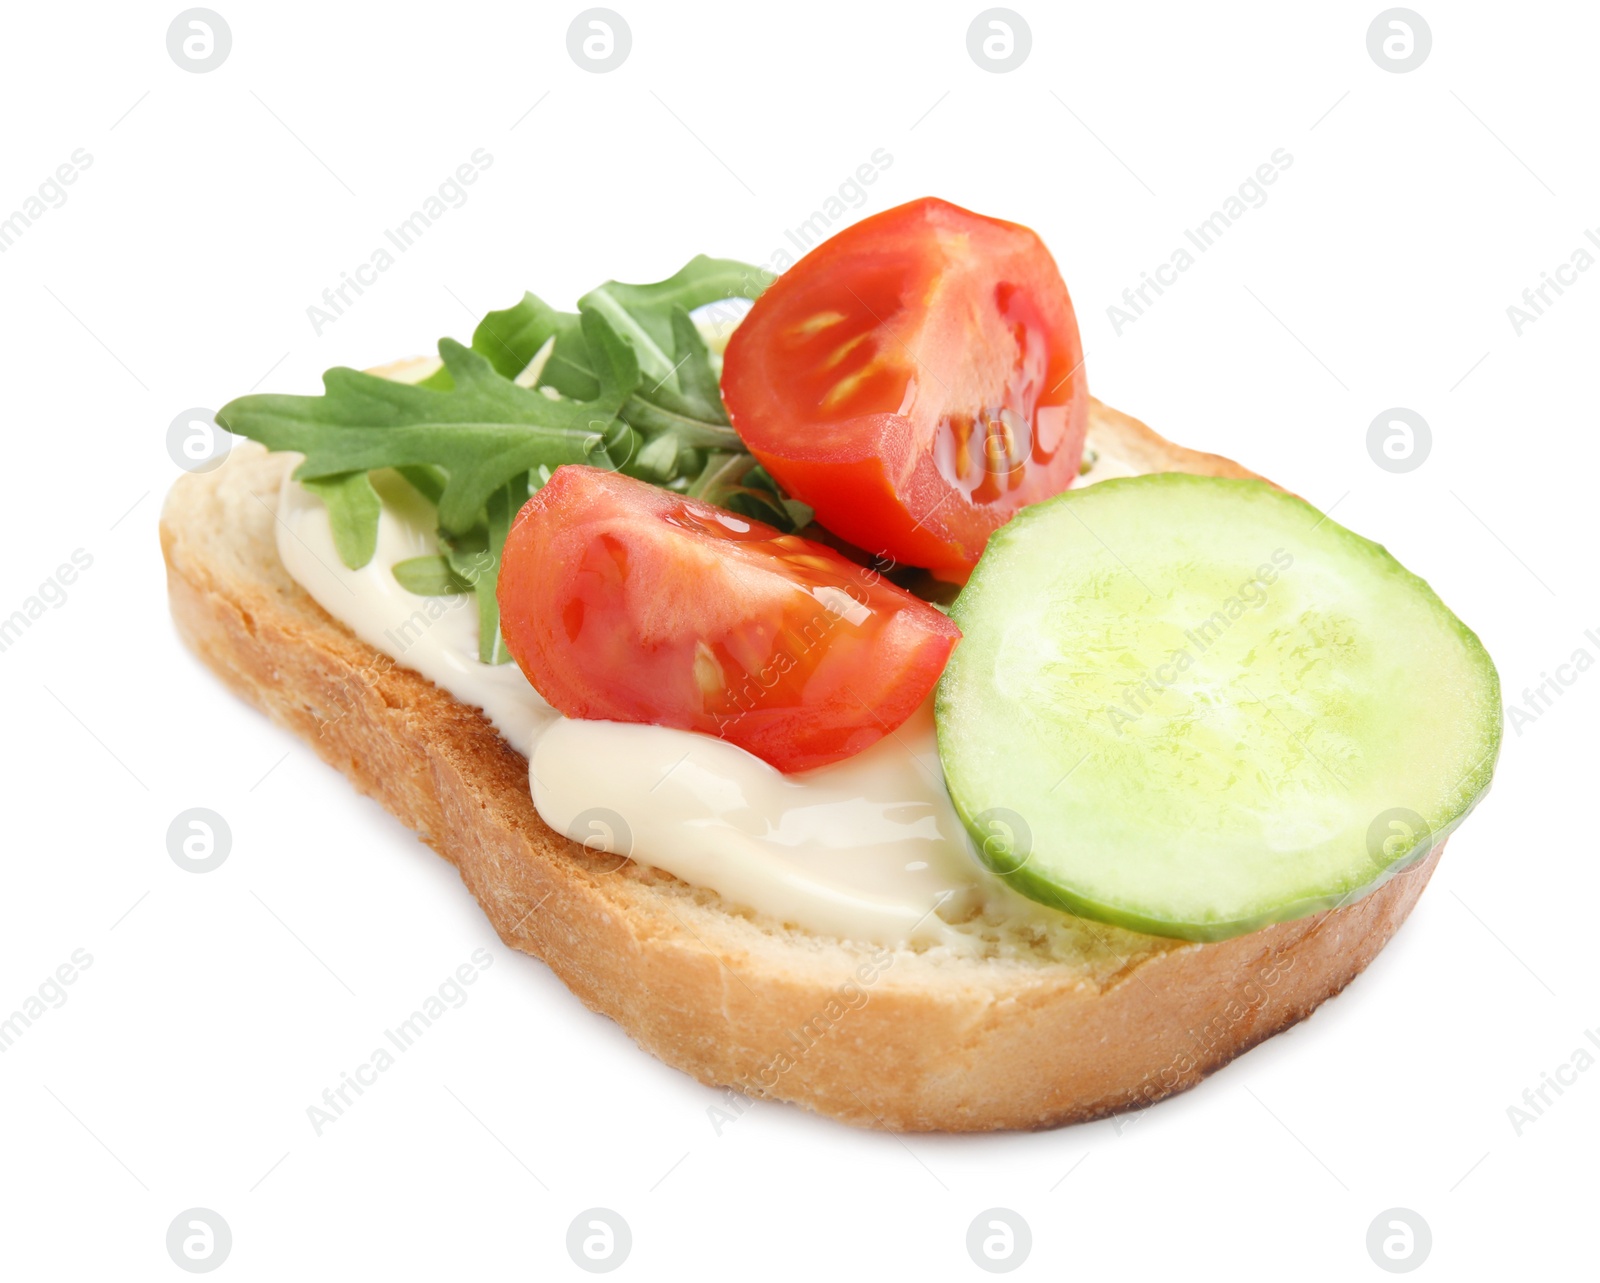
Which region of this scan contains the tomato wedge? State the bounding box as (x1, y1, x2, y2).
(496, 466, 961, 772)
(721, 197, 1088, 579)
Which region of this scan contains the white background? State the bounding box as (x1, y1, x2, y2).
(1, 1, 1594, 1277)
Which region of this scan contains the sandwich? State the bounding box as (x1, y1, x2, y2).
(162, 197, 1500, 1131)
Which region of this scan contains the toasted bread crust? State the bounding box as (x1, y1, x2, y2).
(160, 397, 1441, 1131)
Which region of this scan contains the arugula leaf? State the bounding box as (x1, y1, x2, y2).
(395, 463, 447, 505)
(436, 523, 509, 663)
(451, 263, 759, 465)
(579, 256, 764, 381)
(633, 431, 682, 482)
(390, 471, 546, 663)
(680, 451, 807, 529)
(476, 472, 534, 664)
(217, 319, 638, 538)
(392, 555, 471, 596)
(219, 314, 638, 664)
(470, 294, 596, 395)
(467, 256, 764, 403)
(301, 472, 380, 569)
(668, 306, 726, 421)
(525, 314, 604, 401)
(621, 385, 740, 448)
(221, 253, 810, 668)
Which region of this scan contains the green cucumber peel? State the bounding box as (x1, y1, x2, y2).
(936, 473, 1502, 942)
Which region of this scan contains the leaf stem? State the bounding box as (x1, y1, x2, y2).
(686, 451, 755, 501)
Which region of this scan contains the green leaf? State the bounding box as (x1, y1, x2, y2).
(580, 305, 642, 401)
(582, 252, 768, 385)
(396, 463, 447, 505)
(620, 391, 741, 449)
(579, 256, 767, 369)
(600, 421, 645, 475)
(538, 323, 604, 400)
(742, 463, 782, 495)
(721, 488, 793, 529)
(217, 336, 636, 537)
(470, 293, 597, 396)
(441, 527, 493, 593)
(680, 452, 815, 534)
(634, 432, 680, 481)
(392, 555, 471, 596)
(398, 473, 544, 663)
(474, 473, 534, 664)
(472, 258, 767, 403)
(300, 472, 380, 569)
(668, 306, 727, 423)
(580, 289, 676, 385)
(686, 451, 752, 502)
(439, 525, 502, 661)
(227, 254, 802, 667)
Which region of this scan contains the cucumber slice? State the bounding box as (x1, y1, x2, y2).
(936, 474, 1500, 941)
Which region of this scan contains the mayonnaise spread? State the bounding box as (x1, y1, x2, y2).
(272, 332, 1075, 949)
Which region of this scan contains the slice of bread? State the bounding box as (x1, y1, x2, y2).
(160, 395, 1442, 1132)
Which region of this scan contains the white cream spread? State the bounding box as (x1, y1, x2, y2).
(272, 314, 1070, 948)
(277, 469, 555, 748)
(275, 466, 1066, 947)
(529, 706, 1009, 944)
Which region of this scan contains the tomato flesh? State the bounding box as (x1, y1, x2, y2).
(496, 466, 961, 772)
(721, 197, 1088, 578)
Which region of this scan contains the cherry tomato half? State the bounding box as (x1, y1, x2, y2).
(496, 466, 961, 773)
(721, 197, 1088, 579)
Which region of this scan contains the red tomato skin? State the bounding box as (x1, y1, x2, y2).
(721, 197, 1088, 579)
(496, 466, 960, 773)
